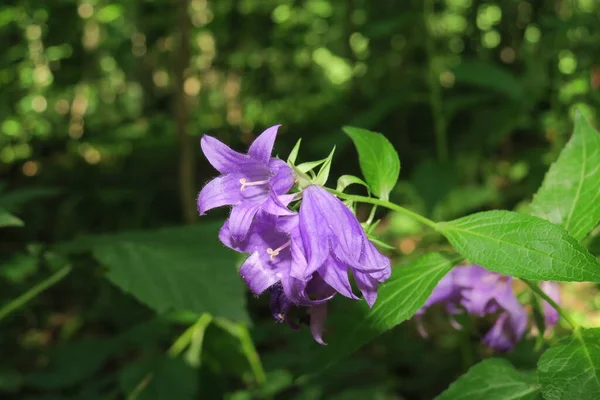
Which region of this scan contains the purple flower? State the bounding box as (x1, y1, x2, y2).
(197, 125, 295, 241)
(219, 212, 336, 343)
(294, 185, 391, 306)
(540, 281, 560, 328)
(416, 265, 527, 352)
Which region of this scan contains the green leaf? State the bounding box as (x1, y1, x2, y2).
(437, 210, 600, 282)
(306, 252, 461, 371)
(287, 138, 302, 165)
(452, 59, 523, 100)
(336, 175, 370, 194)
(0, 209, 23, 227)
(343, 126, 400, 201)
(61, 224, 249, 322)
(314, 146, 336, 186)
(28, 340, 116, 390)
(436, 359, 540, 400)
(538, 328, 600, 399)
(119, 357, 197, 400)
(530, 114, 600, 241)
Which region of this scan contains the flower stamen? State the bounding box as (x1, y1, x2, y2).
(239, 178, 269, 192)
(267, 241, 291, 261)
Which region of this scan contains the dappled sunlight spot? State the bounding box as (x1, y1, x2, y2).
(83, 22, 100, 50)
(558, 50, 577, 75)
(153, 70, 169, 88)
(272, 4, 291, 24)
(79, 143, 102, 164)
(78, 4, 94, 19)
(349, 32, 369, 59)
(559, 78, 589, 103)
(22, 161, 39, 177)
(500, 47, 515, 63)
(476, 4, 502, 31)
(312, 48, 352, 85)
(2, 119, 21, 136)
(26, 25, 41, 41)
(399, 238, 417, 255)
(481, 30, 501, 48)
(69, 119, 84, 139)
(439, 71, 455, 88)
(184, 77, 201, 96)
(524, 25, 541, 43)
(33, 65, 52, 87)
(31, 95, 47, 113)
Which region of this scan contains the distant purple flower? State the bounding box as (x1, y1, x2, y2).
(416, 265, 527, 352)
(540, 281, 560, 328)
(295, 185, 391, 306)
(197, 125, 295, 241)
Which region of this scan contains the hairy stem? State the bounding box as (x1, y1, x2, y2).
(523, 279, 579, 331)
(327, 188, 438, 229)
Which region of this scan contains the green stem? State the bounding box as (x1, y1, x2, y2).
(167, 313, 212, 357)
(213, 318, 267, 387)
(327, 188, 438, 230)
(523, 279, 579, 331)
(366, 205, 378, 226)
(0, 265, 72, 322)
(424, 0, 448, 162)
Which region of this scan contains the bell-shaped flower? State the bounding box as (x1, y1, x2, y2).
(197, 125, 295, 241)
(294, 185, 391, 306)
(219, 212, 336, 344)
(417, 265, 528, 351)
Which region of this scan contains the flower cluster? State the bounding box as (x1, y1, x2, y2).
(416, 265, 560, 351)
(197, 125, 391, 344)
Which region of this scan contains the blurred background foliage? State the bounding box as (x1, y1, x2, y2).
(1, 0, 600, 398)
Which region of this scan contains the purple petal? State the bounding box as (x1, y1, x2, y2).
(239, 252, 279, 295)
(353, 270, 379, 307)
(197, 174, 243, 215)
(356, 239, 392, 274)
(482, 309, 526, 352)
(228, 201, 262, 241)
(303, 186, 364, 265)
(317, 258, 359, 300)
(201, 135, 249, 174)
(269, 158, 295, 195)
(297, 191, 330, 276)
(310, 303, 328, 345)
(540, 281, 560, 328)
(262, 191, 295, 216)
(248, 125, 280, 164)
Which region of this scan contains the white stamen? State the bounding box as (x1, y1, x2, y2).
(267, 241, 291, 261)
(239, 178, 269, 192)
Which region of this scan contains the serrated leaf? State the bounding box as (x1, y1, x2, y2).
(61, 224, 249, 322)
(343, 126, 400, 201)
(538, 328, 600, 399)
(0, 209, 23, 227)
(437, 210, 600, 282)
(305, 252, 461, 371)
(287, 138, 302, 165)
(314, 146, 335, 186)
(336, 175, 370, 194)
(530, 114, 600, 241)
(436, 359, 540, 400)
